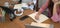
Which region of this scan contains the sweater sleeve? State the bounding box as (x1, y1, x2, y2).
(38, 0, 50, 13)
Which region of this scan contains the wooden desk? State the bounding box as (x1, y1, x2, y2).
(13, 9, 60, 28)
(43, 19, 60, 28)
(2, 9, 60, 28)
(3, 9, 34, 28)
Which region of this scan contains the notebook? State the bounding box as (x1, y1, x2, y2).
(28, 12, 49, 23)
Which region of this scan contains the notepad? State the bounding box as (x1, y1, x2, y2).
(28, 12, 49, 23)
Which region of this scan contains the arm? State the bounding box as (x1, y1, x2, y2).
(38, 0, 50, 14)
(53, 2, 60, 15)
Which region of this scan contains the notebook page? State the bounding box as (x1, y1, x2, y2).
(28, 12, 49, 23)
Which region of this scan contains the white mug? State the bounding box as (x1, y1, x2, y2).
(14, 8, 24, 16)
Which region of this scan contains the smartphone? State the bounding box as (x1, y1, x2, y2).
(20, 15, 29, 21)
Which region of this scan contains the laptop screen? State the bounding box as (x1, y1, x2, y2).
(25, 24, 45, 28)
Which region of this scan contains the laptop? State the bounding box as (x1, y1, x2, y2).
(25, 23, 54, 28)
(25, 24, 45, 28)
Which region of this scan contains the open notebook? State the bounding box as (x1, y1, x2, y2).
(28, 12, 49, 23)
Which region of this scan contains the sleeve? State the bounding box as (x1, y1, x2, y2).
(38, 0, 50, 13)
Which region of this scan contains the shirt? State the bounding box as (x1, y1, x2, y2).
(51, 2, 60, 22)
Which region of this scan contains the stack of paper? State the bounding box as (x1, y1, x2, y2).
(14, 4, 22, 9)
(28, 12, 49, 23)
(14, 3, 28, 9)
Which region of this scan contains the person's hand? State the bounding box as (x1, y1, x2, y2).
(35, 13, 40, 20)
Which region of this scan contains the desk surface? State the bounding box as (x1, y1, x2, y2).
(1, 9, 60, 28)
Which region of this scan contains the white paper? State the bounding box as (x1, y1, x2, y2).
(22, 3, 28, 7)
(28, 12, 49, 23)
(14, 3, 28, 9)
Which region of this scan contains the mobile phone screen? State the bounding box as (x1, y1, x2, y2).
(20, 15, 29, 21)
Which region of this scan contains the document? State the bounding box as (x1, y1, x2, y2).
(14, 3, 28, 9)
(14, 4, 22, 9)
(28, 12, 49, 23)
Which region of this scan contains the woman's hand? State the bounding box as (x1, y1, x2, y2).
(35, 13, 40, 20)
